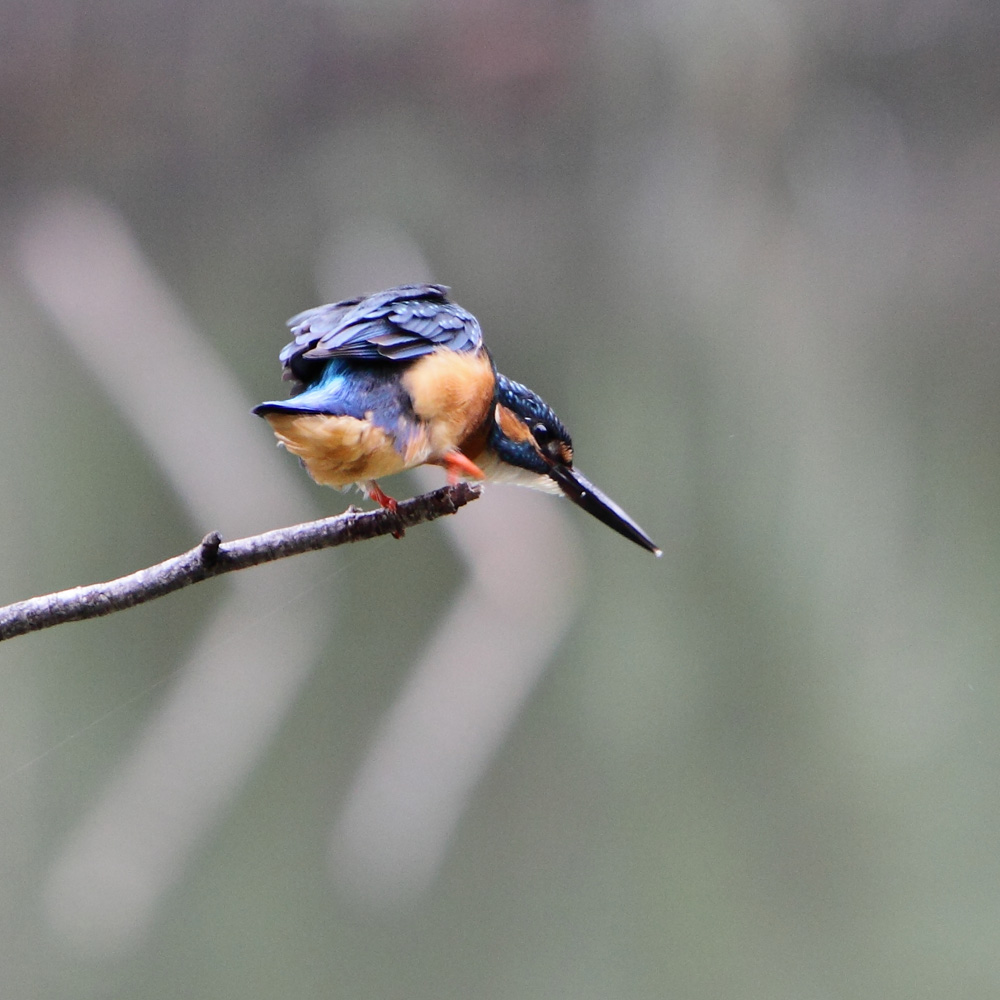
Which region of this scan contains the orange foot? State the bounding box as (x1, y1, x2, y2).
(364, 480, 403, 538)
(442, 451, 486, 485)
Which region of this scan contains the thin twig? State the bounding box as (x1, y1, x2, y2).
(0, 483, 481, 642)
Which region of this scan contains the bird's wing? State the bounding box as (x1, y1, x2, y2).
(279, 284, 483, 386)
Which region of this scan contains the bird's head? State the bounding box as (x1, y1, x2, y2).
(488, 374, 661, 555)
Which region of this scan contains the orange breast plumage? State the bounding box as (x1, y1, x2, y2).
(261, 411, 413, 489)
(258, 347, 495, 490)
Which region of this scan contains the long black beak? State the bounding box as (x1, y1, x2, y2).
(548, 465, 661, 556)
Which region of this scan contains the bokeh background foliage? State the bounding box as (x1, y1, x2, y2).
(1, 0, 1000, 997)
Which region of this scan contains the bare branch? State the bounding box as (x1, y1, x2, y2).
(0, 483, 481, 642)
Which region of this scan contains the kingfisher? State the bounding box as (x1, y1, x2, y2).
(253, 284, 660, 555)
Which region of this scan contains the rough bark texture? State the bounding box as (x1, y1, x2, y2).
(0, 483, 481, 641)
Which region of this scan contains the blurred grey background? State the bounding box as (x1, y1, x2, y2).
(1, 0, 999, 997)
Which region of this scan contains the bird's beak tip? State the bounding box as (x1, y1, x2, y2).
(549, 465, 661, 556)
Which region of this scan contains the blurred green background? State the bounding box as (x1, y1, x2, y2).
(2, 0, 1000, 997)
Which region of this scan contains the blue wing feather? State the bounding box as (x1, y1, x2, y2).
(281, 284, 483, 390)
(252, 359, 422, 452)
(256, 284, 486, 457)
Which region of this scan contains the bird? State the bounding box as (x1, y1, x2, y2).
(253, 283, 660, 555)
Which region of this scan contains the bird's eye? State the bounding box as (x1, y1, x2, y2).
(532, 422, 565, 460)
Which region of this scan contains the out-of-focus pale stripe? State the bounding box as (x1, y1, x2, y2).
(18, 192, 330, 955)
(330, 469, 580, 904)
(312, 217, 583, 905)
